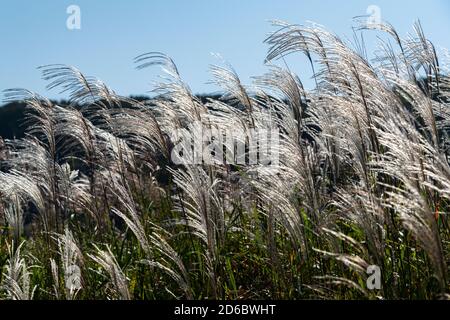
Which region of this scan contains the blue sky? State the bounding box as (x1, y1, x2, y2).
(0, 0, 449, 99)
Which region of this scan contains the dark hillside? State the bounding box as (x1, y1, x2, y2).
(0, 102, 27, 139)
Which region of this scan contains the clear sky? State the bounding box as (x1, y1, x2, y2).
(0, 0, 449, 100)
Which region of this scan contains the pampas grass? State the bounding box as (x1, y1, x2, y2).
(0, 19, 449, 300)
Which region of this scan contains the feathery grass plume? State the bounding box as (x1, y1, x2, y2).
(88, 245, 131, 300)
(3, 89, 56, 153)
(52, 105, 99, 161)
(39, 65, 120, 109)
(254, 65, 306, 133)
(253, 66, 329, 258)
(141, 225, 192, 299)
(170, 164, 225, 298)
(134, 53, 209, 178)
(332, 186, 386, 269)
(248, 165, 305, 248)
(406, 21, 441, 91)
(382, 182, 447, 290)
(39, 65, 131, 140)
(111, 177, 192, 298)
(110, 179, 151, 256)
(51, 227, 84, 300)
(312, 226, 380, 299)
(356, 19, 417, 81)
(266, 22, 388, 150)
(94, 129, 136, 172)
(135, 52, 207, 123)
(1, 242, 36, 300)
(313, 275, 369, 298)
(209, 60, 255, 125)
(254, 75, 326, 209)
(2, 90, 67, 231)
(3, 137, 93, 231)
(314, 247, 370, 279)
(4, 195, 24, 246)
(107, 105, 169, 164)
(388, 74, 439, 147)
(263, 19, 449, 297)
(370, 114, 448, 291)
(5, 138, 58, 205)
(0, 137, 6, 161)
(0, 170, 46, 216)
(56, 162, 93, 220)
(49, 258, 60, 299)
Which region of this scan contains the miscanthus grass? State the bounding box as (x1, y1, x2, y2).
(0, 19, 449, 300)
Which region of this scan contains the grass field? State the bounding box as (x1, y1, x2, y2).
(0, 20, 449, 300)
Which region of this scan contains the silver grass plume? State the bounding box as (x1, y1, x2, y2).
(88, 245, 131, 300)
(1, 242, 36, 300)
